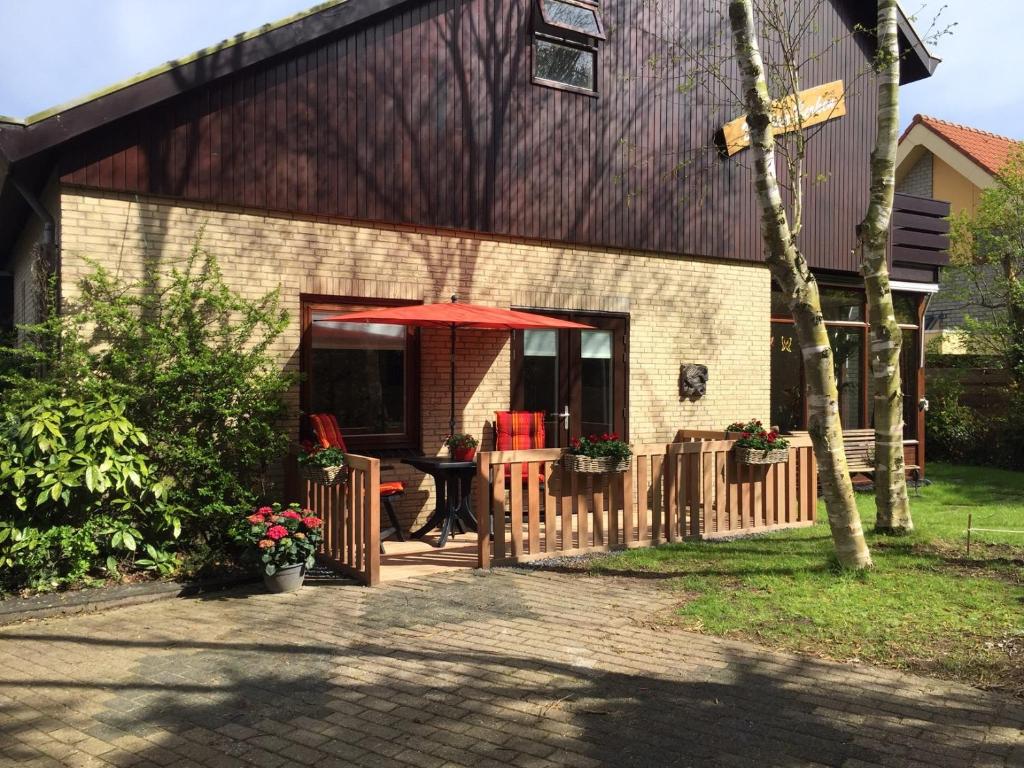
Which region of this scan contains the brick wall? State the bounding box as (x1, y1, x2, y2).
(58, 189, 770, 528)
(897, 152, 933, 198)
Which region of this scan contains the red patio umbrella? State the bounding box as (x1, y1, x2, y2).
(319, 296, 592, 436)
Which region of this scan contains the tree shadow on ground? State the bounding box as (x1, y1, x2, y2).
(2, 619, 1022, 767)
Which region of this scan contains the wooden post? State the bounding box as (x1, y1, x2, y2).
(966, 512, 972, 557)
(477, 453, 491, 569)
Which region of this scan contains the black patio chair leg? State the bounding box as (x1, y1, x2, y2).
(382, 495, 405, 541)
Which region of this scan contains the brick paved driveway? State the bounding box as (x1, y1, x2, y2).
(1, 569, 1022, 768)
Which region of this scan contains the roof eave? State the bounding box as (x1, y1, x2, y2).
(0, 0, 411, 164)
(896, 7, 941, 84)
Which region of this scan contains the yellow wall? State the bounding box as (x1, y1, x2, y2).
(58, 188, 771, 528)
(932, 155, 983, 217)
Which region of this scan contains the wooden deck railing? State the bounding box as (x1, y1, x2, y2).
(476, 435, 816, 567)
(304, 452, 380, 585)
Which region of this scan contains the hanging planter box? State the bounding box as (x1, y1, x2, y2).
(562, 454, 632, 474)
(299, 464, 348, 487)
(734, 446, 789, 465)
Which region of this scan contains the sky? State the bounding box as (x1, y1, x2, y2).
(0, 0, 1022, 139)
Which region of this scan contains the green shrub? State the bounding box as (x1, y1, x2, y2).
(0, 233, 293, 590)
(925, 377, 981, 464)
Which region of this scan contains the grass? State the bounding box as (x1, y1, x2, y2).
(591, 463, 1024, 695)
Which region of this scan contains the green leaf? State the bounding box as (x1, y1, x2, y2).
(122, 532, 136, 552)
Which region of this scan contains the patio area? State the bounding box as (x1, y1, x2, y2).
(1, 568, 1020, 768)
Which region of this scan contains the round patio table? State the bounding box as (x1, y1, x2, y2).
(402, 456, 477, 548)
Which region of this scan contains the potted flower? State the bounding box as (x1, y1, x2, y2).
(563, 433, 632, 474)
(297, 443, 347, 486)
(445, 433, 479, 461)
(239, 503, 325, 593)
(725, 419, 790, 465)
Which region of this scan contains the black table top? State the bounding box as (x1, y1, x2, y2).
(402, 456, 477, 473)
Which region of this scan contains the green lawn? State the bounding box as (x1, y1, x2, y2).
(591, 463, 1024, 695)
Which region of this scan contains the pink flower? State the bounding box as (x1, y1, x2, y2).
(302, 516, 323, 529)
(246, 513, 266, 524)
(281, 510, 303, 520)
(266, 525, 289, 541)
(258, 539, 275, 549)
(257, 506, 274, 515)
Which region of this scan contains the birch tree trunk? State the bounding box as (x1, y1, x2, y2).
(859, 0, 913, 533)
(728, 0, 871, 569)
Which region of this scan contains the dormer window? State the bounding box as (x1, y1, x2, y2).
(532, 0, 604, 96)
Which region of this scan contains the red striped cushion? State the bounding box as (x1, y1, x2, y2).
(494, 411, 546, 451)
(495, 411, 545, 481)
(309, 413, 347, 451)
(380, 481, 405, 496)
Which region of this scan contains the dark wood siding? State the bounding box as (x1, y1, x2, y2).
(58, 0, 879, 272)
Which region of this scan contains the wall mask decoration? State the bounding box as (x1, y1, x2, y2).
(679, 364, 708, 399)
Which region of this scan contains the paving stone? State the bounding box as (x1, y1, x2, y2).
(1, 569, 1022, 768)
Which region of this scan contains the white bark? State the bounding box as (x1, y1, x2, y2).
(729, 0, 871, 568)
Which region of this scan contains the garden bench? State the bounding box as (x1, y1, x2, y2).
(790, 428, 921, 490)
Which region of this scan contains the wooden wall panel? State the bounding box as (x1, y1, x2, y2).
(57, 0, 881, 273)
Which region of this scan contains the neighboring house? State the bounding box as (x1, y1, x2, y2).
(0, 0, 947, 527)
(896, 114, 1022, 353)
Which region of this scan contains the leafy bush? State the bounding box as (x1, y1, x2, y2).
(0, 234, 293, 591)
(0, 392, 181, 592)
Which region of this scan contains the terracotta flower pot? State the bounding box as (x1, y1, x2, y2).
(263, 563, 306, 593)
(453, 446, 476, 462)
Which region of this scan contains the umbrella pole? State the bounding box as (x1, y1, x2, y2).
(449, 322, 456, 438)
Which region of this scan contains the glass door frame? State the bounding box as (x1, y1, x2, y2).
(510, 310, 629, 447)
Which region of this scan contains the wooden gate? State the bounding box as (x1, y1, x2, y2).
(304, 453, 381, 585)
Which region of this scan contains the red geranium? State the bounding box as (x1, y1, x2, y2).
(247, 513, 266, 524)
(303, 516, 323, 529)
(258, 539, 274, 549)
(257, 506, 273, 515)
(266, 525, 289, 540)
(281, 510, 303, 520)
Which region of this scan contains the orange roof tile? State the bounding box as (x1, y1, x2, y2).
(900, 115, 1022, 177)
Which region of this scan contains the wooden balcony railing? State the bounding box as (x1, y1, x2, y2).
(475, 434, 817, 568)
(305, 452, 380, 585)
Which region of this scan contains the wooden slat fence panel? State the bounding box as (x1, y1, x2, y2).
(305, 452, 380, 585)
(476, 436, 817, 567)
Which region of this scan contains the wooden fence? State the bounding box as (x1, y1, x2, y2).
(476, 434, 816, 568)
(305, 453, 381, 585)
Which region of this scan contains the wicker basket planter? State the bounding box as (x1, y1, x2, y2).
(734, 446, 789, 465)
(299, 464, 348, 487)
(562, 454, 632, 474)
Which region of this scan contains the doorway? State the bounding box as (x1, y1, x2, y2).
(511, 312, 628, 446)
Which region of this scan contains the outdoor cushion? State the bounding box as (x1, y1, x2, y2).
(495, 411, 546, 482)
(494, 411, 546, 451)
(380, 481, 405, 496)
(309, 413, 348, 451)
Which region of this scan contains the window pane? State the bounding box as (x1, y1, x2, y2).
(580, 330, 613, 436)
(523, 331, 560, 447)
(310, 311, 406, 436)
(534, 38, 596, 91)
(581, 330, 611, 359)
(828, 326, 864, 429)
(524, 329, 557, 357)
(770, 322, 803, 432)
(820, 287, 863, 322)
(771, 287, 791, 317)
(892, 293, 919, 326)
(542, 0, 601, 35)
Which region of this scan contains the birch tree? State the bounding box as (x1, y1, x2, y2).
(857, 0, 913, 534)
(728, 0, 872, 569)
